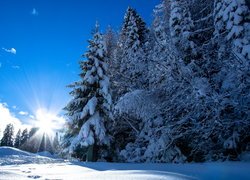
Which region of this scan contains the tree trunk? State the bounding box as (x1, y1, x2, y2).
(86, 144, 94, 162)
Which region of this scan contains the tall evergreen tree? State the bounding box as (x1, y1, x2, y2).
(53, 132, 60, 153)
(120, 7, 148, 48)
(20, 128, 29, 150)
(62, 23, 112, 161)
(169, 0, 198, 63)
(116, 7, 149, 96)
(14, 129, 22, 148)
(0, 124, 14, 147)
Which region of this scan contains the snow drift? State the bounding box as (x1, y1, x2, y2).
(0, 147, 61, 166)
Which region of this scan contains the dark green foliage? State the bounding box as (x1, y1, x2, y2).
(14, 129, 22, 148)
(0, 124, 14, 147)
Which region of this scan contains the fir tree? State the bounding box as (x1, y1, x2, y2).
(121, 7, 148, 48)
(0, 124, 14, 147)
(53, 132, 60, 153)
(116, 7, 149, 95)
(20, 128, 29, 150)
(169, 0, 198, 63)
(62, 23, 112, 161)
(14, 129, 22, 148)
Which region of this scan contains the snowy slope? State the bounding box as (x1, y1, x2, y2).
(0, 147, 35, 157)
(0, 147, 61, 166)
(0, 147, 250, 180)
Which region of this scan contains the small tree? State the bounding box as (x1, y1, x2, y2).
(0, 124, 14, 147)
(53, 132, 60, 153)
(19, 128, 29, 150)
(14, 129, 22, 148)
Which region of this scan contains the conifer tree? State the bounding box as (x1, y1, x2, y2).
(20, 128, 29, 150)
(0, 124, 14, 147)
(14, 129, 22, 148)
(62, 23, 111, 161)
(116, 7, 149, 95)
(120, 7, 148, 48)
(169, 0, 198, 63)
(53, 132, 60, 153)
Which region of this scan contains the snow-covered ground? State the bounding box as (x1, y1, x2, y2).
(0, 147, 250, 180)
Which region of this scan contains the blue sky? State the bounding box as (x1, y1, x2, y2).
(0, 0, 159, 128)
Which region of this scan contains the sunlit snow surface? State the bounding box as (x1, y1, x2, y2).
(0, 147, 250, 180)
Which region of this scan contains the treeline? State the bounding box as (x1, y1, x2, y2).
(62, 0, 250, 163)
(0, 123, 59, 154)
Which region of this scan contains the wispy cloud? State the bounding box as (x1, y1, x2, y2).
(31, 8, 39, 16)
(19, 111, 29, 116)
(2, 48, 16, 55)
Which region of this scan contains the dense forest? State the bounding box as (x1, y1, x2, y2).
(61, 0, 250, 162)
(1, 0, 249, 163)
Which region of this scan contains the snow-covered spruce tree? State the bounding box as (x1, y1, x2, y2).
(105, 7, 151, 161)
(115, 7, 149, 96)
(14, 129, 22, 148)
(169, 0, 198, 63)
(62, 24, 112, 162)
(0, 124, 14, 147)
(120, 7, 148, 47)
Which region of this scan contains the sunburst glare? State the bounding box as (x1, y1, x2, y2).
(35, 108, 65, 135)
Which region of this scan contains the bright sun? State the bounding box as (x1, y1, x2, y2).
(33, 108, 65, 135)
(35, 109, 56, 134)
